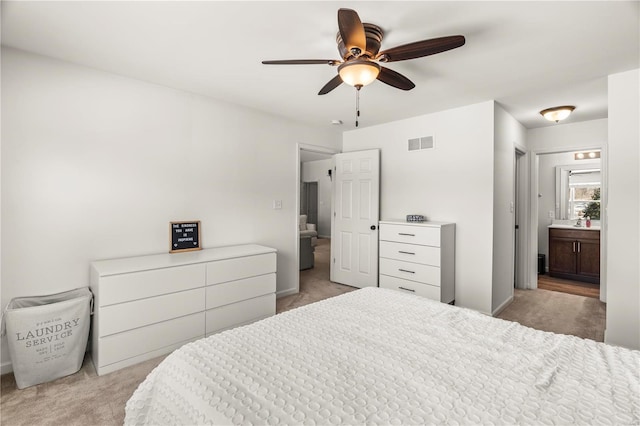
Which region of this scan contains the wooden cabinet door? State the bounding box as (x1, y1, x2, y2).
(548, 228, 600, 283)
(577, 239, 600, 279)
(549, 237, 577, 275)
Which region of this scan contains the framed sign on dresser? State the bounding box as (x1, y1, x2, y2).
(378, 220, 455, 304)
(89, 244, 276, 375)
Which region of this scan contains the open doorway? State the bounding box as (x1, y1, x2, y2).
(499, 145, 606, 341)
(534, 149, 604, 301)
(293, 144, 338, 297)
(278, 144, 380, 313)
(299, 151, 332, 283)
(531, 147, 606, 302)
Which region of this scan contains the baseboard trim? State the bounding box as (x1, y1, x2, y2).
(1, 361, 13, 375)
(276, 288, 298, 298)
(492, 294, 514, 316)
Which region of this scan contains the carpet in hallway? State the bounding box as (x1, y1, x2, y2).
(277, 238, 355, 313)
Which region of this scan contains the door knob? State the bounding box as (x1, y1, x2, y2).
(370, 225, 377, 230)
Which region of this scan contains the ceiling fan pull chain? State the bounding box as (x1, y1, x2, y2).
(355, 85, 361, 127)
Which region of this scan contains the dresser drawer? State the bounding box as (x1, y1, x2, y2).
(206, 253, 276, 285)
(379, 258, 441, 286)
(99, 288, 205, 337)
(379, 275, 441, 302)
(379, 241, 441, 266)
(379, 223, 440, 247)
(206, 273, 276, 309)
(99, 264, 205, 306)
(206, 293, 275, 335)
(98, 312, 205, 367)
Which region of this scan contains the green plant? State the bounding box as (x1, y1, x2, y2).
(582, 187, 600, 219)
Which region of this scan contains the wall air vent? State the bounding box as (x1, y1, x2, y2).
(408, 136, 434, 151)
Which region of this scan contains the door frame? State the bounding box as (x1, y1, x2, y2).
(514, 148, 528, 289)
(527, 144, 607, 302)
(293, 143, 340, 296)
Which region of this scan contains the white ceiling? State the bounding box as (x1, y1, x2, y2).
(2, 1, 638, 131)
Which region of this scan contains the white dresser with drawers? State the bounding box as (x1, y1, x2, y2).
(89, 244, 276, 375)
(379, 220, 455, 304)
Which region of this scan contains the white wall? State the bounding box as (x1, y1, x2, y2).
(537, 152, 599, 265)
(343, 101, 496, 314)
(0, 48, 341, 371)
(492, 104, 526, 313)
(301, 159, 332, 238)
(605, 69, 639, 350)
(527, 119, 608, 152)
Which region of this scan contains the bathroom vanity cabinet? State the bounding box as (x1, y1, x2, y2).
(548, 227, 600, 284)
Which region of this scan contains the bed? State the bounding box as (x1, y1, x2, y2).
(125, 287, 639, 425)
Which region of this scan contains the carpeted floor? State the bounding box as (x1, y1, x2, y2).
(1, 237, 606, 425)
(0, 353, 164, 425)
(277, 238, 355, 313)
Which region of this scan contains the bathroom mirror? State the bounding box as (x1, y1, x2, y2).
(555, 164, 601, 220)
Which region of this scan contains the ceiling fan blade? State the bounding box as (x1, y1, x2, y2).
(318, 75, 343, 95)
(338, 8, 366, 54)
(377, 35, 465, 62)
(376, 66, 416, 90)
(262, 59, 339, 65)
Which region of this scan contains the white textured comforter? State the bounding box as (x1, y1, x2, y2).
(125, 287, 639, 425)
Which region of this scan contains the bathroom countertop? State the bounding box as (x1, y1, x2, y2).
(548, 224, 601, 230)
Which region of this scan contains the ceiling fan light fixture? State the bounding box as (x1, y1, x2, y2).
(338, 60, 380, 87)
(540, 105, 575, 123)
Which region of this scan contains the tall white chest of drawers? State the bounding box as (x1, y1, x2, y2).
(90, 244, 276, 375)
(379, 220, 455, 304)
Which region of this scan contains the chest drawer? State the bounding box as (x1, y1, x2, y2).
(99, 312, 205, 368)
(206, 273, 276, 309)
(206, 253, 276, 285)
(99, 287, 206, 337)
(90, 244, 277, 375)
(380, 258, 441, 286)
(379, 223, 441, 247)
(99, 264, 205, 306)
(206, 293, 275, 335)
(379, 241, 441, 266)
(379, 275, 441, 302)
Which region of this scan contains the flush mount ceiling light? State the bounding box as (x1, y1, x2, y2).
(540, 105, 576, 123)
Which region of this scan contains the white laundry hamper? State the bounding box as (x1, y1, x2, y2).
(1, 287, 93, 389)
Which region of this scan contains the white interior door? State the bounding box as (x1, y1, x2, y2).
(330, 149, 380, 288)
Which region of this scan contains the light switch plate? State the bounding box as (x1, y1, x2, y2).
(273, 200, 282, 210)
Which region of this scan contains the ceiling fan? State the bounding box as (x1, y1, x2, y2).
(262, 8, 466, 96)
